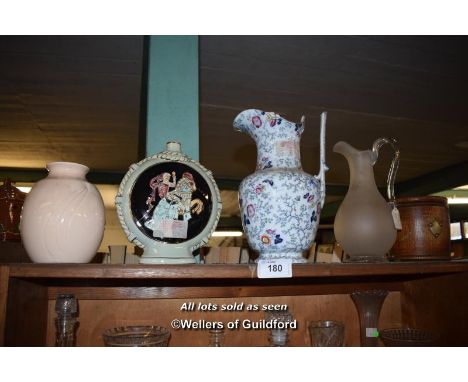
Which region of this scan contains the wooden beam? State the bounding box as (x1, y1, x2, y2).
(0, 266, 9, 346)
(319, 160, 468, 223)
(217, 216, 242, 229)
(395, 161, 468, 196)
(215, 178, 241, 191)
(320, 200, 342, 223)
(0, 168, 125, 184)
(448, 205, 468, 222)
(0, 169, 242, 191)
(137, 36, 150, 161)
(326, 184, 350, 196)
(0, 168, 47, 183)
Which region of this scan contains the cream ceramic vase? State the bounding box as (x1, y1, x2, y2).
(234, 109, 328, 263)
(20, 162, 105, 263)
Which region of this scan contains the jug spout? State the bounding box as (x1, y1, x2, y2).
(333, 141, 360, 160)
(333, 140, 378, 192)
(233, 109, 304, 170)
(234, 108, 303, 136)
(233, 109, 252, 135)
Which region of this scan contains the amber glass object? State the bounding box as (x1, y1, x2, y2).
(333, 138, 399, 262)
(0, 179, 26, 242)
(351, 290, 388, 347)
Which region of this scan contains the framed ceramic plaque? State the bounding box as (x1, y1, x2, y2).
(116, 142, 222, 264)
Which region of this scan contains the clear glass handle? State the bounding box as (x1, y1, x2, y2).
(371, 137, 400, 206)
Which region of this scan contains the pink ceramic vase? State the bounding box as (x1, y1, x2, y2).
(20, 162, 105, 263)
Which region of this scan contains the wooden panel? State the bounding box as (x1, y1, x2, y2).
(46, 281, 403, 300)
(0, 35, 142, 171)
(5, 278, 48, 346)
(1, 35, 468, 191)
(9, 261, 468, 280)
(199, 35, 468, 187)
(389, 196, 451, 261)
(2, 262, 468, 346)
(200, 102, 468, 187)
(45, 293, 402, 347)
(396, 161, 468, 197)
(401, 272, 468, 345)
(451, 241, 468, 259)
(0, 242, 31, 263)
(0, 266, 9, 345)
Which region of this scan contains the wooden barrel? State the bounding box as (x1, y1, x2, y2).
(389, 196, 451, 261)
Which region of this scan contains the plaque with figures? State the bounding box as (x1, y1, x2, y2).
(116, 142, 222, 264)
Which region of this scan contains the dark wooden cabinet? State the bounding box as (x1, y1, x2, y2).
(1, 262, 468, 346)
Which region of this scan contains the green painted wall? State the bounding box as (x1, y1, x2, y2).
(146, 36, 199, 160)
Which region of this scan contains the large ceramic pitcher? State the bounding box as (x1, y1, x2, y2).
(234, 109, 328, 263)
(333, 138, 400, 262)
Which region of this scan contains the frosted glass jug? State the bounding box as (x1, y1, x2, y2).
(333, 138, 400, 262)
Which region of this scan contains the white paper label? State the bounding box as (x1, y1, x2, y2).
(257, 259, 292, 279)
(275, 141, 298, 157)
(366, 328, 379, 338)
(392, 207, 402, 230)
(153, 219, 188, 239)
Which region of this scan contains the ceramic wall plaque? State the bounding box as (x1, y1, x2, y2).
(116, 142, 222, 264)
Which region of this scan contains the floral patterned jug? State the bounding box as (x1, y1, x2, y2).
(233, 109, 328, 263)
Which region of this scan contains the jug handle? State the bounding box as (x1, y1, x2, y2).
(318, 111, 329, 208)
(371, 137, 400, 207)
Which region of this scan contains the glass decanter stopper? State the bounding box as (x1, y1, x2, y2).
(265, 309, 293, 347)
(55, 294, 79, 347)
(208, 328, 225, 347)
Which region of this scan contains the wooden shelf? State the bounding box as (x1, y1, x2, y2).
(2, 261, 468, 346)
(7, 260, 468, 280)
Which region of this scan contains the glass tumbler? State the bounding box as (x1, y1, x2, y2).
(308, 320, 345, 347)
(55, 294, 78, 347)
(265, 309, 293, 347)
